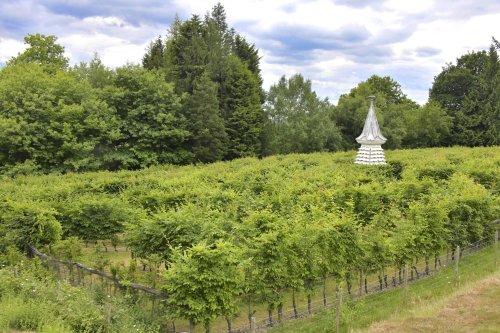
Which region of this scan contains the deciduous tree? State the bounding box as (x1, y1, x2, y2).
(8, 33, 69, 73)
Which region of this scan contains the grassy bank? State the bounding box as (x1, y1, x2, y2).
(268, 245, 498, 333)
(362, 270, 500, 333)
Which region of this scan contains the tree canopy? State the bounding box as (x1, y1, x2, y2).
(430, 38, 499, 146)
(0, 6, 497, 175)
(334, 75, 453, 150)
(264, 74, 342, 154)
(8, 33, 69, 73)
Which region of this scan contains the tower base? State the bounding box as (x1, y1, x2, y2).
(355, 144, 386, 165)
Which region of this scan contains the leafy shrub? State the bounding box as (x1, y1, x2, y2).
(0, 257, 161, 333)
(418, 166, 455, 181)
(3, 299, 46, 331)
(0, 246, 24, 266)
(52, 236, 83, 261)
(1, 159, 41, 177)
(0, 201, 61, 251)
(383, 160, 403, 180)
(468, 170, 498, 193)
(57, 195, 132, 241)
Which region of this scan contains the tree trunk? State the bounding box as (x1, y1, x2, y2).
(412, 265, 419, 279)
(425, 258, 429, 275)
(226, 318, 232, 333)
(384, 275, 388, 288)
(364, 277, 368, 294)
(278, 303, 283, 323)
(323, 278, 327, 306)
(307, 294, 312, 315)
(189, 319, 195, 333)
(292, 289, 298, 318)
(268, 308, 273, 327)
(204, 321, 210, 333)
(248, 294, 251, 326)
(248, 310, 256, 327)
(358, 270, 363, 297)
(378, 271, 383, 291)
(247, 294, 255, 327)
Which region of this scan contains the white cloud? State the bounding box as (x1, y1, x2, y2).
(100, 43, 149, 67)
(0, 38, 26, 64)
(383, 0, 434, 14)
(59, 33, 148, 67)
(1, 0, 499, 104)
(82, 16, 128, 28)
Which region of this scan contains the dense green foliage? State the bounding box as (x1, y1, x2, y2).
(7, 33, 69, 73)
(334, 76, 453, 150)
(163, 241, 242, 331)
(0, 250, 162, 333)
(0, 147, 498, 331)
(152, 4, 266, 160)
(0, 4, 497, 174)
(0, 4, 265, 174)
(430, 38, 500, 146)
(264, 74, 342, 155)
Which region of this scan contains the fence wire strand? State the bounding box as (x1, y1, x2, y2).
(219, 238, 493, 333)
(31, 238, 494, 333)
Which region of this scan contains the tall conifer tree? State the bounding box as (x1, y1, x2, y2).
(183, 73, 228, 163)
(142, 36, 165, 70)
(224, 56, 265, 158)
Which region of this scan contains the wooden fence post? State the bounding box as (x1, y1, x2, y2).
(336, 287, 342, 333)
(105, 302, 112, 325)
(454, 245, 460, 287)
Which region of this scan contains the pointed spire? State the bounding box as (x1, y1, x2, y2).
(354, 96, 386, 165)
(356, 96, 386, 145)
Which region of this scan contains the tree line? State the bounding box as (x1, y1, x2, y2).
(0, 3, 498, 175)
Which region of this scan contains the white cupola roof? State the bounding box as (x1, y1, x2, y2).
(354, 96, 387, 165)
(356, 96, 386, 145)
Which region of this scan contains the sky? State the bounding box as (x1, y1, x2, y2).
(0, 0, 499, 104)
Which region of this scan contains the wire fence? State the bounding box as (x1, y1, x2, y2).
(30, 237, 495, 333)
(218, 237, 494, 333)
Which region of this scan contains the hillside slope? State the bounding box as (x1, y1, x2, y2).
(364, 271, 500, 333)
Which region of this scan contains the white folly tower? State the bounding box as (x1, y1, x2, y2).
(354, 96, 387, 165)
